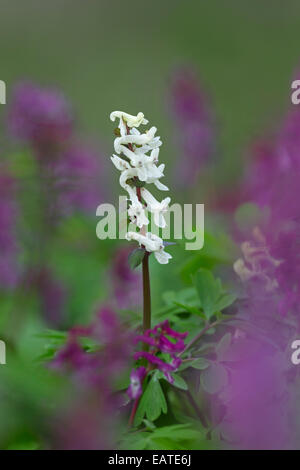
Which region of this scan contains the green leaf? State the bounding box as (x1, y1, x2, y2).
(120, 424, 210, 451)
(142, 419, 156, 430)
(214, 293, 236, 312)
(173, 301, 205, 318)
(200, 363, 228, 394)
(194, 269, 222, 319)
(180, 231, 237, 282)
(164, 372, 188, 390)
(191, 357, 211, 370)
(119, 432, 151, 450)
(128, 248, 145, 269)
(179, 357, 211, 371)
(152, 424, 205, 441)
(216, 333, 232, 358)
(134, 375, 167, 426)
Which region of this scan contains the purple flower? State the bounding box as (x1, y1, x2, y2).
(236, 69, 300, 318)
(51, 307, 134, 449)
(243, 95, 300, 226)
(216, 336, 291, 449)
(136, 320, 187, 354)
(51, 335, 88, 371)
(8, 82, 73, 148)
(54, 143, 104, 215)
(130, 320, 187, 387)
(127, 367, 147, 400)
(8, 82, 105, 220)
(0, 170, 19, 289)
(133, 351, 180, 384)
(168, 66, 215, 185)
(52, 307, 133, 385)
(38, 270, 66, 327)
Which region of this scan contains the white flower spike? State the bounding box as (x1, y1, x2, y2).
(110, 110, 172, 264)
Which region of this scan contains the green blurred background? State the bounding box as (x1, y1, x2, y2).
(1, 0, 300, 180)
(1, 0, 300, 325)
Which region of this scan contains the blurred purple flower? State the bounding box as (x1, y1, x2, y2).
(36, 268, 66, 328)
(52, 306, 133, 386)
(111, 246, 142, 309)
(54, 395, 115, 450)
(169, 66, 215, 185)
(217, 335, 291, 449)
(51, 307, 134, 449)
(54, 143, 104, 216)
(8, 82, 73, 149)
(0, 171, 19, 289)
(8, 82, 105, 219)
(243, 103, 300, 225)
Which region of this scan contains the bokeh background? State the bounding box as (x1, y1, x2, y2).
(1, 0, 300, 178)
(1, 0, 300, 450)
(1, 0, 300, 317)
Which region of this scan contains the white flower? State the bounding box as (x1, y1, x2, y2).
(110, 110, 172, 265)
(110, 154, 130, 171)
(114, 127, 159, 156)
(125, 232, 172, 264)
(154, 247, 172, 264)
(110, 111, 148, 128)
(119, 168, 138, 191)
(153, 179, 169, 191)
(128, 201, 149, 228)
(141, 188, 170, 228)
(145, 233, 172, 264)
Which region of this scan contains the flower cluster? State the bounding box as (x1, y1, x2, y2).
(110, 111, 172, 264)
(8, 82, 104, 217)
(127, 320, 187, 400)
(234, 227, 282, 292)
(8, 82, 73, 148)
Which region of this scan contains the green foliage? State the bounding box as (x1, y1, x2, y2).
(157, 370, 188, 390)
(120, 423, 214, 450)
(194, 268, 236, 320)
(134, 374, 167, 426)
(180, 231, 237, 282)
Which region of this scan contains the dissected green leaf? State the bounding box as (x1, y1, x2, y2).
(134, 375, 167, 426)
(194, 269, 222, 319)
(120, 424, 208, 450)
